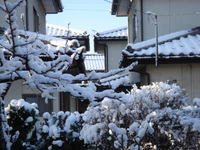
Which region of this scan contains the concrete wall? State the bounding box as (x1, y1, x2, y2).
(128, 0, 200, 43)
(145, 63, 200, 102)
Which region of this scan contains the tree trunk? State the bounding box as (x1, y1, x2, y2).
(0, 83, 11, 150)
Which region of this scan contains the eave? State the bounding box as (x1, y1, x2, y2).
(111, 0, 131, 16)
(41, 0, 63, 14)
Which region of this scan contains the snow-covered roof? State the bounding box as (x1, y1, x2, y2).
(46, 24, 89, 39)
(18, 29, 67, 47)
(84, 54, 105, 71)
(94, 26, 127, 40)
(1, 27, 85, 59)
(122, 27, 200, 61)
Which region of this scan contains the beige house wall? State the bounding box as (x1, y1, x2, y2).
(128, 0, 200, 43)
(145, 63, 200, 102)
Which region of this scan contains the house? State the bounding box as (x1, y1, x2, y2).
(0, 0, 63, 34)
(111, 0, 200, 102)
(94, 26, 127, 71)
(111, 0, 200, 43)
(120, 27, 200, 102)
(46, 24, 90, 52)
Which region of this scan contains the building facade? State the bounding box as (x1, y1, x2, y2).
(111, 0, 200, 102)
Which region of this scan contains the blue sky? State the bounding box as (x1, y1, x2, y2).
(46, 0, 127, 35)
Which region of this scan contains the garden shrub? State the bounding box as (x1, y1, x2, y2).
(5, 99, 39, 150)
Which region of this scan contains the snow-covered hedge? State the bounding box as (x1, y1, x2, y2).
(38, 111, 87, 150)
(5, 99, 39, 150)
(80, 82, 200, 149)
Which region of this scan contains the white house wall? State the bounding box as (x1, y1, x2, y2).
(129, 0, 200, 42)
(26, 0, 46, 34)
(0, 0, 25, 30)
(0, 0, 46, 34)
(146, 63, 200, 103)
(106, 41, 127, 70)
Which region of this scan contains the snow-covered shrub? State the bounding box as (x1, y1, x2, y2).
(38, 111, 87, 150)
(5, 99, 39, 150)
(140, 102, 200, 149)
(80, 82, 194, 149)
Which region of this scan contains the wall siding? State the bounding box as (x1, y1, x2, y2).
(146, 63, 200, 103)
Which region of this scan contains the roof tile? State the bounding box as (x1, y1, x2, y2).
(95, 26, 127, 39)
(84, 54, 105, 71)
(46, 24, 89, 38)
(122, 27, 200, 59)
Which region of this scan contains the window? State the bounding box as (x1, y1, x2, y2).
(23, 94, 52, 116)
(33, 8, 39, 32)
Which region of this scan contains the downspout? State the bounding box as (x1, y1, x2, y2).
(140, 0, 144, 41)
(25, 0, 29, 31)
(189, 64, 193, 100)
(104, 44, 108, 72)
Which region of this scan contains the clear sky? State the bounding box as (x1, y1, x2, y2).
(46, 0, 127, 35)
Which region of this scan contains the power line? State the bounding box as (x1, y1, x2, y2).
(63, 8, 107, 12)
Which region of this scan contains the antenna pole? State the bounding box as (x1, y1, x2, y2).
(155, 14, 158, 67)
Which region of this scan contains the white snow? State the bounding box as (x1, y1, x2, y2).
(25, 117, 33, 123)
(52, 140, 63, 147)
(6, 99, 39, 115)
(193, 98, 200, 107)
(43, 112, 50, 119)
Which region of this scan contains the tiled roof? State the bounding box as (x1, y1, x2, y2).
(122, 27, 200, 60)
(46, 24, 89, 38)
(84, 53, 105, 71)
(94, 26, 127, 39)
(18, 30, 67, 47)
